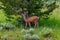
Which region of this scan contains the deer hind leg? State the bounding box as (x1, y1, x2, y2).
(34, 20, 38, 28)
(34, 21, 37, 28)
(37, 21, 39, 27)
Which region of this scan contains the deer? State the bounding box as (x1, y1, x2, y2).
(20, 8, 39, 28)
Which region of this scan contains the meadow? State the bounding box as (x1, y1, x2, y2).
(0, 7, 60, 40)
(0, 1, 60, 40)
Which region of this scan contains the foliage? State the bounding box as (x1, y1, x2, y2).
(0, 0, 58, 17)
(0, 0, 59, 27)
(0, 27, 59, 40)
(0, 22, 15, 30)
(0, 0, 60, 40)
(21, 28, 40, 40)
(0, 9, 7, 22)
(39, 27, 52, 36)
(38, 5, 60, 26)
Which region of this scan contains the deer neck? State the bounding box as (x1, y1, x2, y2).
(23, 15, 27, 21)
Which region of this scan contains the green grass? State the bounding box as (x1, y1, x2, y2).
(0, 26, 60, 40)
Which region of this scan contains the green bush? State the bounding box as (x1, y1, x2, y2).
(0, 22, 15, 30)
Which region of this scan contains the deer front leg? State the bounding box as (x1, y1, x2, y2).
(26, 22, 27, 28)
(28, 22, 31, 28)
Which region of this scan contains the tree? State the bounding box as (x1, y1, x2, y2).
(0, 0, 58, 18)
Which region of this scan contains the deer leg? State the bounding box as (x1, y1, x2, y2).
(29, 22, 31, 28)
(34, 22, 37, 28)
(34, 20, 38, 28)
(36, 21, 39, 27)
(26, 22, 27, 28)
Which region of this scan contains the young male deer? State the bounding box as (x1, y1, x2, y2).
(20, 8, 39, 28)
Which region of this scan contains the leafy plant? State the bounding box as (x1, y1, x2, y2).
(0, 22, 15, 30)
(21, 28, 40, 40)
(39, 27, 52, 36)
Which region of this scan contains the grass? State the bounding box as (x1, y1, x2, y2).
(0, 26, 60, 40)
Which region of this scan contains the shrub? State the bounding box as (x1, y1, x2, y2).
(39, 27, 52, 36)
(0, 22, 15, 30)
(21, 28, 40, 40)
